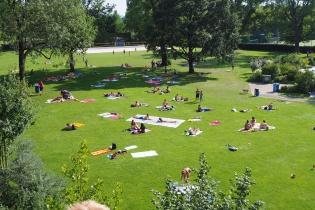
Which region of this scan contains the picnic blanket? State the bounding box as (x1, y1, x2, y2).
(131, 150, 158, 158)
(126, 115, 185, 128)
(188, 118, 202, 122)
(91, 148, 111, 156)
(81, 99, 95, 103)
(98, 112, 122, 119)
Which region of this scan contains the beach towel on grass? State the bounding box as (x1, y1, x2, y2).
(91, 83, 106, 87)
(81, 99, 95, 103)
(91, 148, 111, 156)
(131, 150, 158, 158)
(126, 115, 185, 128)
(73, 122, 85, 127)
(186, 130, 203, 136)
(98, 112, 122, 119)
(125, 145, 138, 150)
(188, 118, 202, 122)
(209, 121, 221, 126)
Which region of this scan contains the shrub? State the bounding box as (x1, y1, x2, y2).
(286, 69, 299, 81)
(274, 54, 302, 66)
(250, 57, 272, 71)
(248, 70, 263, 82)
(279, 85, 299, 93)
(262, 64, 280, 79)
(295, 71, 315, 93)
(279, 63, 298, 75)
(309, 57, 315, 66)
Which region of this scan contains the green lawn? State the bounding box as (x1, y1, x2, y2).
(1, 49, 315, 209)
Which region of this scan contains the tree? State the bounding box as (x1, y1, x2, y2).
(0, 0, 96, 80)
(275, 0, 315, 52)
(47, 140, 122, 209)
(0, 139, 65, 210)
(0, 73, 38, 169)
(152, 153, 264, 209)
(149, 0, 240, 73)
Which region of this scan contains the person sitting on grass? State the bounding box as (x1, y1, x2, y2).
(130, 120, 140, 131)
(244, 120, 252, 131)
(259, 120, 268, 130)
(250, 117, 256, 127)
(63, 123, 76, 131)
(140, 123, 146, 133)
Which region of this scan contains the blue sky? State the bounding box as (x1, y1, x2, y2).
(106, 0, 127, 16)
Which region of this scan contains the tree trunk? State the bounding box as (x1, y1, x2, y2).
(69, 51, 75, 72)
(188, 48, 194, 73)
(161, 46, 168, 66)
(0, 140, 7, 169)
(18, 41, 26, 81)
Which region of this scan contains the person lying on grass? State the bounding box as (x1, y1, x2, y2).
(197, 105, 213, 112)
(104, 92, 126, 97)
(132, 101, 149, 107)
(157, 118, 177, 123)
(133, 114, 151, 120)
(186, 127, 200, 135)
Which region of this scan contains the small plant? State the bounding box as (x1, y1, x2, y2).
(250, 57, 272, 72)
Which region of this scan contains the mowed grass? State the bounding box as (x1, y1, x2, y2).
(1, 49, 315, 209)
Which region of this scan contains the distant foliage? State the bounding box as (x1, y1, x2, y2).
(274, 54, 302, 67)
(151, 153, 264, 209)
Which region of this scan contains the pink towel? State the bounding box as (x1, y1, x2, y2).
(209, 121, 221, 126)
(81, 99, 95, 103)
(109, 114, 121, 119)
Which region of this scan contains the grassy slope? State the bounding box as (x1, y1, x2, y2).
(1, 49, 315, 209)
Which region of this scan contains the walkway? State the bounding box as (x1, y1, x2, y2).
(248, 82, 315, 103)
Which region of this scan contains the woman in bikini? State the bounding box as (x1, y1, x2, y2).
(181, 167, 191, 183)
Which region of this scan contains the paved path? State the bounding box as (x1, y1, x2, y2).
(86, 45, 147, 54)
(248, 82, 315, 103)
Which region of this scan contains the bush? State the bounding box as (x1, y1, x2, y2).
(279, 85, 299, 93)
(248, 70, 263, 82)
(274, 54, 302, 66)
(262, 64, 280, 79)
(286, 69, 299, 81)
(295, 71, 315, 93)
(167, 59, 172, 66)
(309, 57, 315, 66)
(250, 57, 272, 71)
(280, 63, 298, 75)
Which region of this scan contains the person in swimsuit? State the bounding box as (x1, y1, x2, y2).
(181, 167, 191, 183)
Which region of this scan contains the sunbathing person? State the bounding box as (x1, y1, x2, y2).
(250, 117, 256, 127)
(157, 118, 177, 123)
(244, 120, 252, 131)
(174, 94, 180, 101)
(130, 120, 140, 131)
(259, 120, 268, 130)
(140, 123, 146, 133)
(187, 127, 200, 135)
(268, 103, 276, 110)
(133, 114, 151, 120)
(159, 105, 175, 111)
(181, 167, 191, 183)
(197, 105, 213, 112)
(63, 123, 76, 131)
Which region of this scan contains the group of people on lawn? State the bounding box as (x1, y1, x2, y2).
(244, 117, 269, 131)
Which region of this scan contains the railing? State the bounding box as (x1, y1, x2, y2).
(125, 42, 144, 46)
(94, 42, 116, 47)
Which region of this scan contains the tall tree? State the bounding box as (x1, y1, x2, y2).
(150, 0, 240, 73)
(0, 73, 38, 169)
(0, 0, 96, 80)
(275, 0, 315, 52)
(152, 153, 264, 209)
